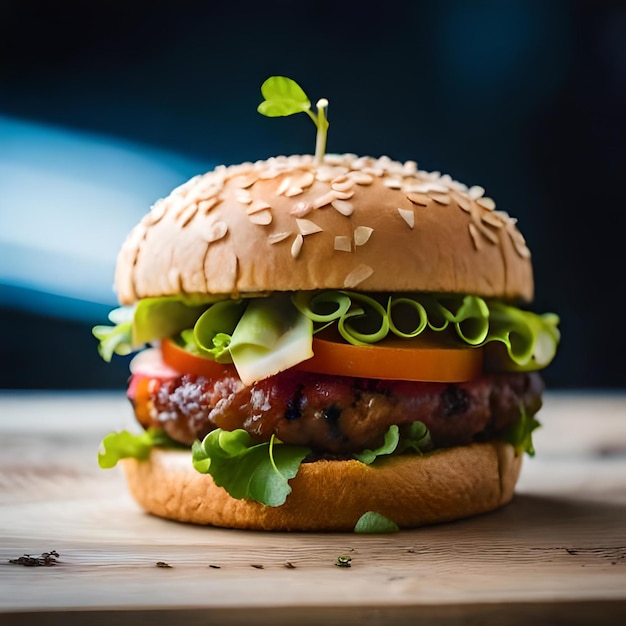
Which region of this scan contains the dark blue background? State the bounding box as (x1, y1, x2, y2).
(1, 0, 624, 389)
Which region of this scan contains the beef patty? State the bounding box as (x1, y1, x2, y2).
(130, 369, 543, 456)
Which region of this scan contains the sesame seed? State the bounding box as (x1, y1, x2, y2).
(290, 201, 314, 217)
(468, 223, 481, 251)
(268, 231, 291, 244)
(285, 186, 304, 197)
(332, 189, 355, 200)
(249, 209, 272, 225)
(296, 218, 323, 235)
(206, 221, 229, 243)
(349, 172, 374, 185)
(297, 171, 316, 189)
(481, 211, 505, 228)
(277, 177, 292, 195)
(476, 196, 496, 211)
(231, 173, 258, 188)
(362, 166, 384, 177)
(402, 160, 418, 175)
(147, 200, 167, 224)
(246, 199, 271, 215)
(430, 183, 451, 194)
(334, 236, 352, 252)
(177, 204, 198, 227)
(291, 234, 304, 258)
(324, 154, 345, 165)
(331, 199, 354, 216)
(430, 193, 451, 205)
(332, 179, 355, 193)
(476, 221, 499, 244)
(343, 264, 374, 288)
(311, 190, 343, 210)
(289, 202, 315, 217)
(398, 207, 415, 229)
(354, 226, 374, 246)
(235, 189, 253, 205)
(198, 197, 219, 214)
(454, 194, 472, 213)
(406, 193, 430, 206)
(514, 240, 532, 259)
(383, 177, 403, 189)
(316, 165, 349, 182)
(468, 185, 485, 200)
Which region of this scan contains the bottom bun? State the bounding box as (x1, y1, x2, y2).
(121, 441, 522, 531)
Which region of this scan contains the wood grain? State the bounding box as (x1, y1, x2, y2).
(0, 391, 625, 624)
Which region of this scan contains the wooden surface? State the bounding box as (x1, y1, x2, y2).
(1, 390, 625, 625)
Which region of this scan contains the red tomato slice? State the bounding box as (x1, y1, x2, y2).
(297, 335, 482, 382)
(161, 339, 237, 379)
(161, 335, 482, 383)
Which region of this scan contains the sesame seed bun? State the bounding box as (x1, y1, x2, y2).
(114, 154, 533, 304)
(121, 442, 522, 531)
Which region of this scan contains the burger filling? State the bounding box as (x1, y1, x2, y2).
(129, 367, 543, 457)
(95, 290, 558, 506)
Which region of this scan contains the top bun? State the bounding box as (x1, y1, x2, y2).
(115, 154, 533, 305)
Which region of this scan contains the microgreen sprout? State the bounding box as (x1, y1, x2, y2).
(335, 555, 352, 568)
(258, 76, 329, 164)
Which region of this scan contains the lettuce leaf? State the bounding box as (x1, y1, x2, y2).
(94, 291, 559, 377)
(98, 428, 181, 468)
(354, 421, 431, 465)
(132, 297, 209, 346)
(92, 321, 133, 362)
(354, 511, 400, 534)
(192, 299, 246, 362)
(192, 429, 311, 507)
(295, 290, 559, 371)
(93, 297, 211, 361)
(354, 426, 401, 465)
(503, 406, 541, 456)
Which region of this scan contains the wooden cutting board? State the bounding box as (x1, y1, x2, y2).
(1, 391, 625, 625)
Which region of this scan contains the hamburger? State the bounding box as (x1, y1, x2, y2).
(94, 77, 559, 531)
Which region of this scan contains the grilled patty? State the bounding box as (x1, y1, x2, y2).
(130, 369, 543, 456)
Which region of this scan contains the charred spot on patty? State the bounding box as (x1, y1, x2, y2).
(285, 385, 304, 420)
(441, 384, 470, 416)
(323, 403, 342, 423)
(322, 403, 345, 441)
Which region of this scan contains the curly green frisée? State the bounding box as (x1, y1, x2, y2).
(95, 76, 559, 531)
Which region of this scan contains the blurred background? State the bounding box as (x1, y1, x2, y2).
(0, 0, 624, 390)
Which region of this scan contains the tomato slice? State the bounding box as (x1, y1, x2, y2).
(161, 338, 237, 379)
(162, 334, 482, 383)
(297, 335, 483, 382)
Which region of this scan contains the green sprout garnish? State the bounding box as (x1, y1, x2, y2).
(257, 76, 329, 164)
(335, 555, 352, 568)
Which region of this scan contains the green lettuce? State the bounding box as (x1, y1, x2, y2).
(98, 428, 182, 468)
(132, 296, 209, 346)
(294, 290, 560, 370)
(503, 406, 541, 456)
(192, 299, 246, 362)
(354, 511, 400, 534)
(354, 421, 431, 465)
(92, 306, 134, 362)
(94, 290, 559, 379)
(93, 296, 213, 362)
(191, 429, 311, 507)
